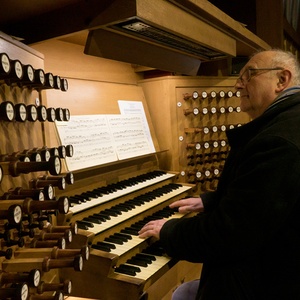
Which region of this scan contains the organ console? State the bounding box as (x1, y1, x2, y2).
(57, 164, 200, 300)
(139, 76, 250, 196)
(0, 24, 253, 300)
(0, 59, 200, 300)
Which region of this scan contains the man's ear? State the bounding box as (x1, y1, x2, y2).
(276, 69, 292, 92)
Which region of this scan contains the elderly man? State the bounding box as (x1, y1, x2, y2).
(139, 49, 300, 300)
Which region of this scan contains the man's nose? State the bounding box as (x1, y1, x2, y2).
(234, 79, 243, 90)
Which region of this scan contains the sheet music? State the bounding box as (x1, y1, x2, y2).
(55, 115, 118, 171)
(55, 114, 154, 171)
(118, 100, 155, 152)
(107, 114, 153, 160)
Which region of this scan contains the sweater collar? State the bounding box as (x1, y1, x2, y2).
(226, 89, 300, 147)
(265, 86, 300, 113)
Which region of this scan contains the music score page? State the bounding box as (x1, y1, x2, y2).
(55, 114, 154, 171)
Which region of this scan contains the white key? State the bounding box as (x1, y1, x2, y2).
(107, 212, 183, 256)
(115, 255, 171, 280)
(84, 186, 191, 235)
(70, 173, 175, 214)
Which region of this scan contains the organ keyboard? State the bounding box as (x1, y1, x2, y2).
(69, 171, 176, 214)
(58, 161, 202, 300)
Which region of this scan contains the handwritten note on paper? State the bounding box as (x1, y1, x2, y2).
(55, 115, 118, 171)
(107, 114, 154, 160)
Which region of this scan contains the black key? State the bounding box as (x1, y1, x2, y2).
(129, 199, 144, 206)
(94, 213, 111, 220)
(92, 214, 108, 222)
(136, 253, 156, 262)
(92, 244, 111, 252)
(127, 258, 148, 267)
(76, 220, 94, 228)
(112, 233, 128, 242)
(115, 264, 136, 276)
(130, 224, 144, 231)
(102, 209, 119, 217)
(76, 223, 89, 230)
(120, 264, 141, 273)
(122, 202, 136, 209)
(94, 187, 110, 195)
(73, 194, 88, 202)
(105, 237, 123, 245)
(83, 217, 101, 224)
(107, 208, 122, 215)
(91, 189, 103, 197)
(113, 205, 129, 212)
(81, 191, 97, 199)
(121, 228, 138, 236)
(114, 232, 132, 240)
(97, 241, 116, 249)
(68, 197, 82, 204)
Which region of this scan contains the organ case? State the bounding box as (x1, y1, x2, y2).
(30, 38, 250, 299)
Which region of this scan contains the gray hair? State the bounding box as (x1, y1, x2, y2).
(254, 49, 300, 85)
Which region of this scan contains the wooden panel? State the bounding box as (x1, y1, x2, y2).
(139, 76, 250, 194)
(136, 0, 236, 56)
(31, 40, 160, 153)
(0, 31, 87, 299)
(32, 39, 142, 84)
(0, 33, 46, 192)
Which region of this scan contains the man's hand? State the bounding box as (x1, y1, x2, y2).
(138, 219, 168, 239)
(170, 197, 204, 213)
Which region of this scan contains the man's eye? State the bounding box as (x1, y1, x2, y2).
(250, 70, 259, 75)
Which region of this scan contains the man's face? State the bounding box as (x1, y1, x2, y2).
(235, 52, 281, 119)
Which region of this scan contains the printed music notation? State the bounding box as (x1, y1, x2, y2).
(55, 114, 154, 171)
(107, 114, 153, 160)
(118, 100, 155, 152)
